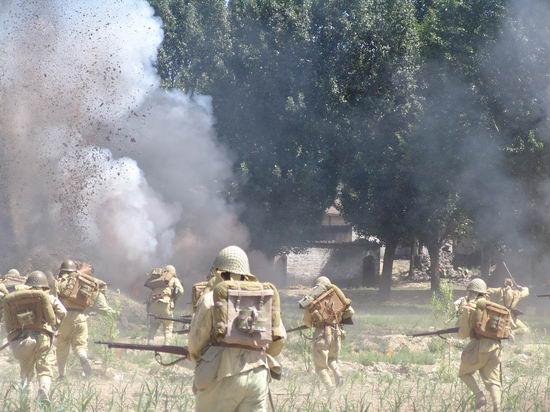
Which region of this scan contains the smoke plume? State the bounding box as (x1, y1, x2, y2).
(0, 0, 248, 285)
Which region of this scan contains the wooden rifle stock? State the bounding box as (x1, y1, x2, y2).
(409, 326, 459, 338)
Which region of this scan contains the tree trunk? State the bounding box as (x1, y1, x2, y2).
(379, 240, 397, 299)
(427, 241, 441, 293)
(479, 242, 493, 279)
(408, 238, 417, 279)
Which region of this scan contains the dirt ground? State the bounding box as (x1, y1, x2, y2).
(1, 283, 549, 411)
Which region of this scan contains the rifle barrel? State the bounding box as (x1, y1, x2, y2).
(409, 326, 459, 338)
(286, 325, 309, 333)
(537, 294, 550, 298)
(95, 341, 189, 357)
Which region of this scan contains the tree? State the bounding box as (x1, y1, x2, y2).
(313, 0, 421, 297)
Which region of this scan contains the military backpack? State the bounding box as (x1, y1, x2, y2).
(473, 299, 511, 340)
(192, 281, 208, 308)
(3, 289, 56, 339)
(212, 280, 283, 349)
(144, 267, 173, 290)
(58, 272, 100, 310)
(305, 285, 350, 325)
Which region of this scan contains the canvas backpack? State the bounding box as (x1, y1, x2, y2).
(473, 299, 511, 340)
(58, 272, 100, 310)
(3, 289, 56, 339)
(212, 280, 283, 349)
(144, 268, 173, 290)
(306, 285, 351, 325)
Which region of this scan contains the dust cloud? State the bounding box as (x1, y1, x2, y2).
(0, 0, 248, 286)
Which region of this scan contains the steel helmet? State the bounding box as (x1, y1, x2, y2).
(6, 268, 20, 276)
(314, 276, 331, 287)
(59, 259, 77, 274)
(211, 246, 250, 276)
(165, 265, 177, 275)
(467, 278, 487, 294)
(26, 271, 50, 289)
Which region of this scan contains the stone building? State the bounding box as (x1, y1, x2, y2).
(280, 206, 381, 287)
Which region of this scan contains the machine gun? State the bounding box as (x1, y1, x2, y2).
(537, 294, 550, 298)
(96, 341, 189, 366)
(148, 314, 193, 324)
(409, 327, 459, 338)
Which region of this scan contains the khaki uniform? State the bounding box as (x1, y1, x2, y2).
(487, 286, 529, 335)
(5, 289, 66, 398)
(457, 298, 502, 410)
(188, 289, 285, 412)
(56, 273, 114, 377)
(147, 276, 183, 343)
(0, 282, 8, 323)
(303, 284, 354, 389)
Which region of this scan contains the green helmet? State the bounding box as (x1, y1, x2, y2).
(26, 271, 49, 289)
(467, 278, 487, 294)
(59, 259, 77, 274)
(211, 246, 250, 276)
(165, 265, 176, 275)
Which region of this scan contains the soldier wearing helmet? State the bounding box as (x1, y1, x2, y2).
(5, 271, 66, 406)
(487, 277, 530, 336)
(1, 268, 27, 292)
(56, 259, 114, 379)
(300, 275, 354, 390)
(457, 278, 502, 411)
(188, 246, 286, 412)
(145, 264, 184, 344)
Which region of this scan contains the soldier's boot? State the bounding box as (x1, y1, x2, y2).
(77, 352, 93, 377)
(328, 360, 343, 386)
(318, 369, 334, 391)
(461, 374, 486, 409)
(37, 376, 52, 407)
(488, 385, 501, 412)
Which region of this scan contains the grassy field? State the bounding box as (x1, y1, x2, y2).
(0, 285, 549, 411)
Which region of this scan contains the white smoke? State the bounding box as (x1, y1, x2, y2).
(0, 0, 248, 283)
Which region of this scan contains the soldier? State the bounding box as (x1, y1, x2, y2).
(56, 259, 115, 379)
(1, 268, 27, 292)
(457, 278, 503, 411)
(145, 264, 183, 344)
(3, 271, 66, 405)
(188, 246, 286, 412)
(487, 278, 530, 335)
(300, 276, 354, 389)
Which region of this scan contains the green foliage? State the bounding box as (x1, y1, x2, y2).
(430, 279, 455, 321)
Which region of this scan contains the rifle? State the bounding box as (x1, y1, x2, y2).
(174, 328, 190, 335)
(409, 327, 459, 338)
(537, 294, 550, 298)
(148, 314, 193, 324)
(286, 325, 309, 334)
(96, 341, 189, 366)
(502, 261, 519, 289)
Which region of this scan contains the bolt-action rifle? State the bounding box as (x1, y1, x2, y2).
(537, 294, 550, 298)
(286, 325, 309, 334)
(409, 327, 459, 338)
(96, 341, 189, 366)
(148, 314, 193, 324)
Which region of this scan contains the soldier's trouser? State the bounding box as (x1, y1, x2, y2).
(148, 301, 173, 343)
(195, 366, 269, 412)
(10, 331, 55, 396)
(459, 347, 501, 409)
(513, 319, 530, 336)
(312, 325, 342, 388)
(56, 311, 89, 376)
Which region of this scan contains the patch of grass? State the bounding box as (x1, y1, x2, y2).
(347, 347, 437, 366)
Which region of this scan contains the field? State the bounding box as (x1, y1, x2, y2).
(0, 283, 549, 411)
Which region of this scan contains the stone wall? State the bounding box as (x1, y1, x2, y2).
(285, 243, 380, 287)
